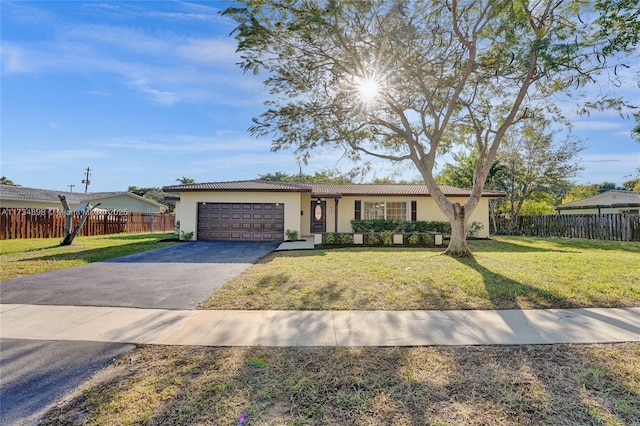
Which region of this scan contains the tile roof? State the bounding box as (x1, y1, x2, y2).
(0, 186, 167, 208)
(162, 180, 506, 198)
(556, 190, 640, 209)
(162, 180, 309, 193)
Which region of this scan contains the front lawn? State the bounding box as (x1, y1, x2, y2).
(0, 233, 178, 280)
(40, 343, 640, 425)
(200, 236, 640, 310)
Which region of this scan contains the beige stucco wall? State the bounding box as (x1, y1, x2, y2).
(174, 191, 494, 239)
(177, 191, 303, 240)
(335, 195, 492, 238)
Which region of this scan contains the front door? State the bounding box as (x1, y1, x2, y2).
(311, 201, 326, 233)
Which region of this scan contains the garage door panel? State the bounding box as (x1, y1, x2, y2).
(198, 202, 285, 241)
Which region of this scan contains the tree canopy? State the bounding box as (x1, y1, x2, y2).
(225, 0, 637, 256)
(0, 177, 16, 186)
(258, 170, 354, 183)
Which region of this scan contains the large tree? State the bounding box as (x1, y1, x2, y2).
(225, 0, 635, 256)
(499, 117, 583, 230)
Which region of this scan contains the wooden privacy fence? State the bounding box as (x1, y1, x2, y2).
(492, 213, 640, 241)
(0, 208, 175, 240)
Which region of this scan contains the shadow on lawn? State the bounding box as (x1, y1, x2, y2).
(453, 255, 579, 310)
(18, 240, 176, 263)
(39, 343, 639, 425)
(540, 237, 640, 254)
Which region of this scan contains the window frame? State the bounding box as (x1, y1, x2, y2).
(362, 201, 408, 221)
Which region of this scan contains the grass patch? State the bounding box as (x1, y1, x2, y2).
(0, 233, 178, 280)
(200, 236, 640, 310)
(39, 343, 640, 425)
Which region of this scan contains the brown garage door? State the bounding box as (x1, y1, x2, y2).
(197, 202, 285, 241)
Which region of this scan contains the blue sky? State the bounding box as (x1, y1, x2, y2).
(1, 1, 639, 192)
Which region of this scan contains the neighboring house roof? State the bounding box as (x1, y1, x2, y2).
(556, 190, 640, 211)
(162, 180, 506, 198)
(0, 186, 168, 210)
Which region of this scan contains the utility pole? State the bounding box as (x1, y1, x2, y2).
(67, 184, 75, 192)
(82, 167, 91, 193)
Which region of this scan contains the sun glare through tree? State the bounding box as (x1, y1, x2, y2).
(357, 77, 380, 102)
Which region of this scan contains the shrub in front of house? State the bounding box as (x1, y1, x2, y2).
(319, 231, 439, 247)
(380, 230, 393, 246)
(351, 219, 451, 235)
(408, 231, 421, 245)
(339, 233, 354, 244)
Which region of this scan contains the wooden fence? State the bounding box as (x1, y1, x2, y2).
(0, 208, 175, 240)
(492, 213, 640, 241)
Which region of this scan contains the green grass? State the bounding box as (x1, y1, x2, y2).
(39, 343, 640, 425)
(200, 236, 640, 310)
(7, 234, 637, 424)
(0, 233, 178, 280)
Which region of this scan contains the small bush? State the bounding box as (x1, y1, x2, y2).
(339, 234, 354, 244)
(285, 229, 299, 241)
(180, 231, 194, 241)
(380, 230, 393, 246)
(367, 233, 380, 245)
(422, 234, 434, 246)
(324, 233, 336, 245)
(408, 231, 421, 245)
(466, 221, 484, 238)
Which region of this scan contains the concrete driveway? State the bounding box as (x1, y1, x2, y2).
(0, 240, 279, 310)
(0, 241, 278, 425)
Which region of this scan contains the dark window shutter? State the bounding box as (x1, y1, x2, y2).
(411, 200, 417, 221)
(355, 200, 361, 220)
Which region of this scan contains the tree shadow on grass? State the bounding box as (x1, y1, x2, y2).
(38, 344, 639, 425)
(453, 254, 580, 310)
(17, 241, 176, 263)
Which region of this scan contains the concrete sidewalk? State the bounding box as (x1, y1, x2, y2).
(2, 304, 639, 346)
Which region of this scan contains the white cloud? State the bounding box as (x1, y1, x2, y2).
(1, 7, 257, 106)
(571, 120, 625, 131)
(96, 134, 272, 154)
(578, 151, 640, 184)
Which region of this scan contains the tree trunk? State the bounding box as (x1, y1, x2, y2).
(444, 203, 472, 257)
(58, 195, 72, 240)
(58, 195, 100, 246)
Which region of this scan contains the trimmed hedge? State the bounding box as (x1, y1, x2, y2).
(322, 232, 439, 247)
(351, 219, 451, 235)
